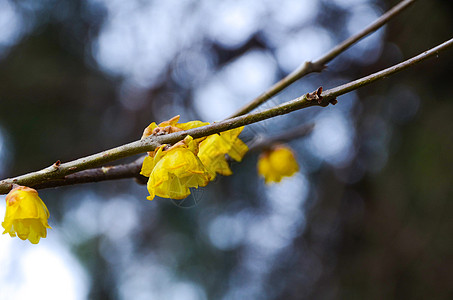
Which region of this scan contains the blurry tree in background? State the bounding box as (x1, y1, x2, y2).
(0, 0, 452, 299)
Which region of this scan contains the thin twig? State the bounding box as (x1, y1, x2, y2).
(1, 36, 451, 194)
(321, 38, 453, 99)
(229, 0, 417, 118)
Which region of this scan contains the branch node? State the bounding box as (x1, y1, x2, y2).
(306, 86, 323, 104)
(102, 166, 113, 174)
(52, 160, 61, 169)
(303, 61, 314, 71)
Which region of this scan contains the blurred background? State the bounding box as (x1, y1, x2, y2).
(0, 0, 452, 299)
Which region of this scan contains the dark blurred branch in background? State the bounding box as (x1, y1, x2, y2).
(247, 123, 315, 152)
(229, 0, 417, 117)
(0, 35, 451, 194)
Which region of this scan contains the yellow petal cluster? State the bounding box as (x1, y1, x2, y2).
(257, 145, 299, 184)
(140, 116, 248, 200)
(2, 186, 52, 244)
(198, 127, 248, 180)
(142, 136, 210, 200)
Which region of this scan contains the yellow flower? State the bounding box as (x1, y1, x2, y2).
(198, 127, 248, 180)
(198, 134, 233, 178)
(2, 186, 52, 244)
(141, 136, 210, 200)
(257, 145, 299, 184)
(219, 127, 249, 162)
(141, 115, 209, 139)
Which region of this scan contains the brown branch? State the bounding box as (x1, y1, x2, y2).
(27, 124, 315, 190)
(31, 156, 147, 190)
(229, 0, 417, 118)
(0, 36, 451, 194)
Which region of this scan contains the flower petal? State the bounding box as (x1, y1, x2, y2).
(257, 145, 299, 184)
(2, 186, 51, 244)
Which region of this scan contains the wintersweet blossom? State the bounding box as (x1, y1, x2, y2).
(257, 145, 299, 184)
(198, 127, 248, 180)
(2, 186, 52, 244)
(142, 115, 209, 140)
(141, 136, 210, 200)
(141, 116, 248, 199)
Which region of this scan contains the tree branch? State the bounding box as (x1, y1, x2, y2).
(27, 123, 315, 190)
(229, 0, 417, 118)
(0, 36, 451, 194)
(31, 156, 147, 190)
(321, 38, 453, 99)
